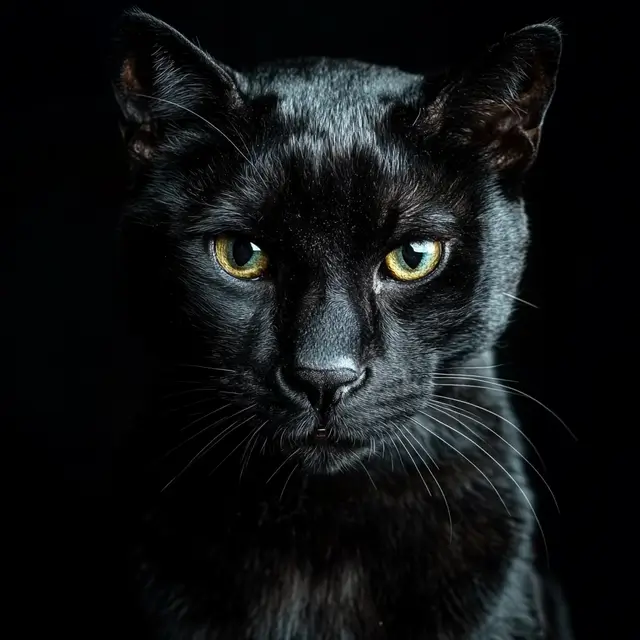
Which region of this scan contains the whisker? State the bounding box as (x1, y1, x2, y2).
(208, 421, 261, 476)
(198, 413, 255, 455)
(158, 404, 250, 462)
(175, 364, 236, 373)
(181, 402, 255, 433)
(161, 385, 216, 400)
(161, 412, 232, 460)
(428, 400, 559, 512)
(227, 119, 253, 158)
(426, 399, 486, 442)
(502, 291, 539, 309)
(265, 450, 299, 485)
(399, 428, 453, 543)
(408, 414, 509, 514)
(434, 382, 576, 440)
(279, 463, 299, 501)
(447, 363, 509, 370)
(392, 423, 432, 497)
(430, 393, 546, 470)
(413, 411, 548, 562)
(167, 395, 224, 412)
(434, 373, 519, 383)
(161, 414, 255, 491)
(357, 460, 378, 491)
(239, 420, 268, 482)
(179, 402, 233, 432)
(389, 437, 406, 474)
(400, 427, 440, 471)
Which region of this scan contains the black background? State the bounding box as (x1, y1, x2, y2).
(3, 2, 632, 638)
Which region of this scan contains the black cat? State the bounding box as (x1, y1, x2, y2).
(114, 9, 572, 639)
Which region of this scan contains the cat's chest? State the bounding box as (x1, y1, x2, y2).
(144, 550, 385, 640)
(137, 479, 523, 639)
(238, 554, 381, 640)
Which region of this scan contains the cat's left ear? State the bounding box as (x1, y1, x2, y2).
(427, 23, 562, 176)
(112, 9, 244, 166)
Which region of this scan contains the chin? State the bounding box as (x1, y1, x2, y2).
(293, 442, 370, 475)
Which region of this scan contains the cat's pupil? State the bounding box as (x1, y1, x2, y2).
(232, 239, 255, 267)
(401, 243, 424, 269)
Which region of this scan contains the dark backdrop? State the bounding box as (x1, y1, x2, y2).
(3, 2, 631, 638)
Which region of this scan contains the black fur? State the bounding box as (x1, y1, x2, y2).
(114, 9, 572, 639)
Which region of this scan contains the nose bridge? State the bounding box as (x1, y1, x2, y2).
(294, 284, 363, 370)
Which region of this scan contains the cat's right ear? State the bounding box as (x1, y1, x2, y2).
(112, 9, 243, 166)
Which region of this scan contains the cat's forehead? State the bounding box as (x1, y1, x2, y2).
(246, 59, 421, 138)
(201, 61, 464, 256)
(208, 141, 462, 265)
(247, 58, 423, 106)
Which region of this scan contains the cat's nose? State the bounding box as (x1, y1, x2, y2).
(283, 364, 366, 411)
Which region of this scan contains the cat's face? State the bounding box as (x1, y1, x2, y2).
(115, 11, 560, 474)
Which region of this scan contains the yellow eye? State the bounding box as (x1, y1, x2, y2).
(213, 234, 269, 279)
(384, 240, 443, 281)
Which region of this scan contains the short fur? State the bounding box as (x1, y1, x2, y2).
(114, 9, 572, 639)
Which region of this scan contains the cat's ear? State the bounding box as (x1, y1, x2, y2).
(112, 9, 243, 165)
(426, 23, 562, 176)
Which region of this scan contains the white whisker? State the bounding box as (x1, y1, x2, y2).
(239, 420, 268, 482)
(176, 363, 236, 373)
(161, 413, 255, 491)
(434, 381, 576, 440)
(502, 291, 539, 309)
(413, 411, 548, 562)
(430, 393, 546, 469)
(208, 421, 262, 476)
(434, 372, 518, 383)
(393, 423, 432, 497)
(427, 398, 486, 441)
(408, 414, 509, 514)
(447, 363, 508, 370)
(179, 402, 234, 432)
(279, 463, 299, 501)
(265, 449, 299, 485)
(399, 427, 453, 543)
(357, 460, 378, 491)
(428, 400, 559, 512)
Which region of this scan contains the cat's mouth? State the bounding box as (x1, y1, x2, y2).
(304, 426, 363, 450)
(312, 426, 329, 442)
(274, 415, 372, 473)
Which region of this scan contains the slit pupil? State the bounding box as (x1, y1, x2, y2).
(401, 244, 423, 269)
(233, 239, 254, 267)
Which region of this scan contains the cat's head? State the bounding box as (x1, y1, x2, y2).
(114, 10, 561, 474)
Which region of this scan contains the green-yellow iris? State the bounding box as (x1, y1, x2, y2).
(384, 240, 442, 281)
(214, 234, 269, 279)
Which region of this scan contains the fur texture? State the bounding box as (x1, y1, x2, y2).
(114, 9, 571, 639)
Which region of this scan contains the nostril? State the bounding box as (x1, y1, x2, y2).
(330, 369, 366, 403)
(282, 366, 366, 410)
